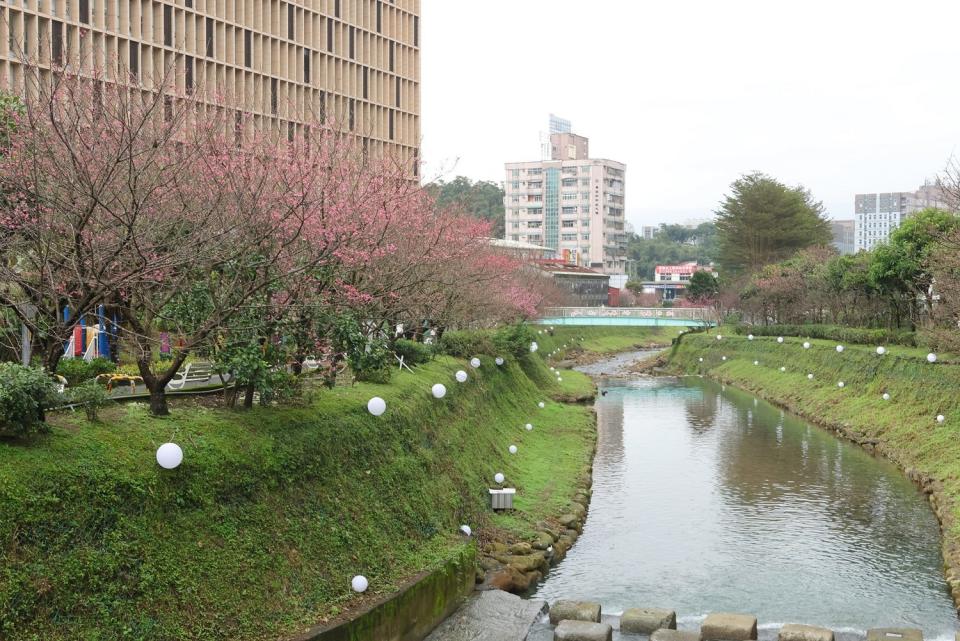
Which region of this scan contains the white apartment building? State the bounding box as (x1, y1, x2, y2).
(854, 183, 950, 252)
(504, 132, 627, 275)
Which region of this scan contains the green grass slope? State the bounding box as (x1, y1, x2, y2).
(666, 330, 960, 602)
(0, 353, 593, 641)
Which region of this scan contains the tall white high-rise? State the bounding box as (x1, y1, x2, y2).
(854, 182, 950, 251)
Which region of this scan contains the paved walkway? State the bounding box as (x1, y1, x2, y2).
(425, 590, 547, 641)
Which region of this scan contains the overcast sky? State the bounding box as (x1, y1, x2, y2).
(420, 0, 960, 230)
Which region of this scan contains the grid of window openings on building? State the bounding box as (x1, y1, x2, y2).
(854, 192, 907, 252)
(503, 158, 626, 274)
(0, 0, 421, 172)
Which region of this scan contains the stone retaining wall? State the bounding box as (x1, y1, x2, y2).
(298, 545, 476, 641)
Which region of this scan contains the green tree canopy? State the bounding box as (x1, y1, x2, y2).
(870, 208, 959, 312)
(714, 172, 831, 274)
(426, 176, 505, 237)
(686, 270, 720, 302)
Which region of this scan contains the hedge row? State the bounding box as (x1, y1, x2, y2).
(733, 324, 918, 347)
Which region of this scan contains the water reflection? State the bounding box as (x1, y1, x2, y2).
(531, 376, 958, 636)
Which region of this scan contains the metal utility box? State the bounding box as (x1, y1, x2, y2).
(489, 488, 516, 510)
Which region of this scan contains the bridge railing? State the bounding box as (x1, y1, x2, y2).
(540, 307, 715, 322)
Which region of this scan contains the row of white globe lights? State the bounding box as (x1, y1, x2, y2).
(700, 334, 947, 423)
(157, 338, 563, 593)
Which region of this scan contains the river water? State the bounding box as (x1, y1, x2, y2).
(530, 356, 959, 638)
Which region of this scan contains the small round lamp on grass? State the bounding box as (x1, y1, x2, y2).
(509, 445, 518, 454)
(455, 370, 468, 383)
(808, 374, 814, 380)
(460, 525, 472, 537)
(525, 423, 533, 431)
(777, 337, 784, 343)
(494, 472, 505, 484)
(367, 397, 386, 416)
(557, 377, 563, 382)
(496, 357, 504, 366)
(722, 356, 727, 361)
(716, 335, 723, 341)
(156, 443, 183, 470)
(530, 342, 539, 353)
(836, 345, 845, 353)
(928, 353, 938, 363)
(470, 357, 481, 368)
(937, 414, 946, 423)
(838, 381, 845, 388)
(351, 576, 368, 593)
(699, 357, 704, 362)
(803, 342, 811, 349)
(877, 346, 886, 355)
(538, 401, 545, 409)
(431, 384, 447, 399)
(754, 360, 759, 366)
(748, 334, 754, 341)
(883, 393, 890, 401)
(780, 366, 786, 372)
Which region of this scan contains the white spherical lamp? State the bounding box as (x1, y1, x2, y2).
(508, 445, 518, 454)
(937, 414, 946, 423)
(156, 443, 183, 469)
(803, 342, 811, 349)
(876, 346, 886, 355)
(808, 374, 814, 380)
(525, 423, 533, 431)
(351, 575, 369, 593)
(557, 377, 563, 382)
(470, 357, 481, 369)
(455, 370, 468, 383)
(754, 360, 759, 366)
(530, 342, 539, 353)
(722, 356, 727, 361)
(699, 357, 704, 362)
(431, 384, 447, 399)
(716, 335, 723, 341)
(928, 353, 938, 363)
(538, 401, 545, 409)
(838, 381, 845, 388)
(460, 525, 472, 537)
(748, 334, 754, 341)
(780, 366, 786, 372)
(495, 357, 505, 366)
(836, 345, 844, 353)
(367, 396, 387, 416)
(777, 336, 784, 343)
(494, 472, 505, 484)
(882, 393, 890, 401)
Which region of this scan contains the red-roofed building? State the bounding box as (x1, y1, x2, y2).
(652, 262, 717, 301)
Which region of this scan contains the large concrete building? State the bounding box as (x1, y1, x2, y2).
(830, 219, 855, 255)
(854, 182, 950, 252)
(504, 124, 627, 275)
(0, 0, 421, 172)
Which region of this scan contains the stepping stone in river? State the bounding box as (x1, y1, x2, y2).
(701, 613, 758, 641)
(549, 600, 602, 625)
(779, 623, 835, 641)
(621, 607, 677, 634)
(554, 619, 613, 641)
(866, 629, 923, 641)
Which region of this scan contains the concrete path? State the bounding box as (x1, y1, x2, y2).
(425, 590, 547, 641)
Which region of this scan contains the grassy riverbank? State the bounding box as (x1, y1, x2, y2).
(665, 329, 960, 603)
(1, 325, 691, 641)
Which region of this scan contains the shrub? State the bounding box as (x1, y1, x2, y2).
(332, 315, 393, 384)
(65, 380, 110, 421)
(259, 371, 303, 405)
(394, 338, 434, 365)
(733, 324, 918, 347)
(56, 357, 116, 386)
(438, 330, 496, 358)
(493, 324, 537, 358)
(0, 362, 57, 437)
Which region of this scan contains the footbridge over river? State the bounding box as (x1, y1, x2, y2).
(536, 307, 716, 328)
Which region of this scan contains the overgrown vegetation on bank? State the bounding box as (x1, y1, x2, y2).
(0, 343, 601, 641)
(666, 331, 960, 602)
